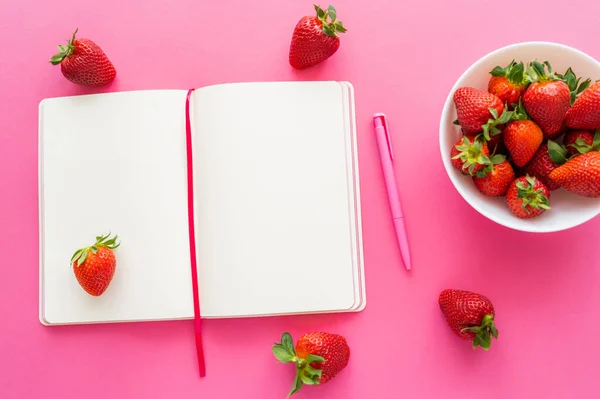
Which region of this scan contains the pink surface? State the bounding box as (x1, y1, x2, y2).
(1, 0, 600, 397)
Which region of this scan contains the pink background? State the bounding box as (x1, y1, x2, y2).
(1, 0, 600, 397)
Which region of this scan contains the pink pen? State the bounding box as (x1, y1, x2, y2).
(373, 113, 412, 271)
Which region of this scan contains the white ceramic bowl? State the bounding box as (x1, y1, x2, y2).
(440, 42, 600, 233)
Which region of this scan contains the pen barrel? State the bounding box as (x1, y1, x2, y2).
(374, 127, 403, 219)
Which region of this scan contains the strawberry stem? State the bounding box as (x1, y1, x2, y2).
(50, 28, 79, 65)
(461, 314, 498, 350)
(71, 232, 120, 267)
(452, 137, 491, 175)
(516, 175, 551, 213)
(481, 107, 513, 141)
(314, 5, 347, 37)
(272, 332, 325, 397)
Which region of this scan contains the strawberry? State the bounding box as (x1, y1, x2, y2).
(450, 136, 490, 175)
(503, 120, 543, 167)
(503, 101, 543, 167)
(71, 233, 120, 296)
(50, 29, 116, 87)
(564, 130, 600, 156)
(522, 61, 571, 139)
(565, 81, 600, 130)
(273, 331, 350, 397)
(488, 60, 528, 107)
(549, 151, 600, 197)
(473, 159, 514, 196)
(438, 289, 498, 350)
(453, 87, 505, 136)
(524, 143, 562, 190)
(506, 175, 550, 218)
(289, 5, 347, 70)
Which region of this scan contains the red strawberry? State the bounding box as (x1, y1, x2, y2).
(549, 151, 600, 197)
(453, 87, 505, 135)
(565, 81, 600, 130)
(438, 289, 498, 350)
(563, 130, 599, 156)
(289, 5, 347, 70)
(71, 233, 120, 296)
(473, 159, 514, 196)
(50, 29, 116, 87)
(506, 175, 550, 218)
(450, 136, 490, 175)
(524, 143, 562, 190)
(488, 60, 527, 107)
(503, 120, 543, 167)
(522, 61, 571, 139)
(273, 331, 350, 397)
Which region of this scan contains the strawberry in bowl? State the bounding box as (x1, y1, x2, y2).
(440, 42, 600, 232)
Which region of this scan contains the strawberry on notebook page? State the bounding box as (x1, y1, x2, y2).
(50, 28, 116, 87)
(71, 233, 120, 296)
(272, 331, 350, 397)
(289, 5, 347, 69)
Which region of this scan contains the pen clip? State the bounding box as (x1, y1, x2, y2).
(374, 113, 394, 161)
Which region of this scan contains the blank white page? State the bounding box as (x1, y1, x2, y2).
(191, 81, 357, 317)
(39, 90, 194, 325)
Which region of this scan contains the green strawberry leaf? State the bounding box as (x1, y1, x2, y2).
(548, 140, 568, 165)
(333, 21, 347, 33)
(516, 175, 551, 210)
(78, 249, 88, 266)
(491, 154, 506, 164)
(305, 354, 325, 364)
(594, 131, 600, 149)
(272, 345, 295, 363)
(511, 98, 528, 121)
(300, 372, 320, 386)
(327, 5, 337, 22)
(273, 332, 297, 363)
(70, 249, 83, 264)
(489, 107, 499, 119)
(508, 61, 525, 84)
(490, 325, 499, 339)
(315, 5, 325, 19)
(462, 314, 498, 351)
(532, 61, 546, 78)
(490, 65, 507, 77)
(473, 332, 491, 350)
(577, 79, 591, 95)
(571, 138, 592, 154)
(281, 332, 295, 354)
(481, 108, 512, 141)
(557, 67, 591, 104)
(322, 24, 335, 36)
(304, 364, 323, 379)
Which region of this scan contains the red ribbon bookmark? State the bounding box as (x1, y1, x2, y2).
(185, 88, 206, 377)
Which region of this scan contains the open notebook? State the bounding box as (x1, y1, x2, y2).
(38, 81, 365, 326)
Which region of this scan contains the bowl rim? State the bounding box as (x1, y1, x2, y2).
(439, 41, 600, 233)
